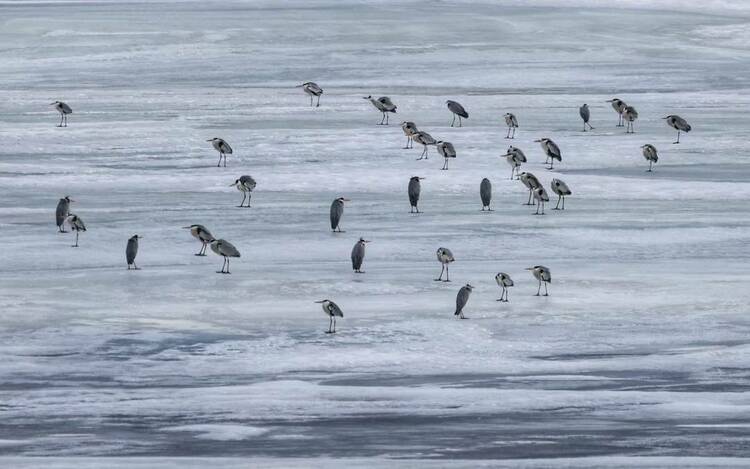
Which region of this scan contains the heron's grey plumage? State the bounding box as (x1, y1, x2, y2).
(66, 214, 86, 247)
(480, 178, 492, 211)
(536, 138, 561, 170)
(607, 98, 627, 127)
(533, 186, 550, 215)
(299, 82, 323, 107)
(330, 197, 348, 232)
(642, 144, 658, 172)
(495, 272, 513, 302)
(126, 234, 141, 270)
(504, 146, 527, 179)
(550, 178, 571, 210)
(351, 238, 369, 273)
(211, 238, 240, 274)
(622, 105, 638, 133)
(51, 101, 72, 127)
(408, 176, 423, 213)
(56, 196, 72, 232)
(208, 138, 232, 167)
(315, 299, 343, 333)
(435, 247, 455, 282)
(664, 115, 691, 144)
(528, 265, 551, 296)
(413, 131, 436, 160)
(365, 95, 397, 125)
(231, 175, 257, 207)
(579, 104, 593, 131)
(437, 141, 456, 170)
(401, 121, 419, 149)
(519, 172, 541, 205)
(503, 113, 518, 139)
(184, 224, 215, 256)
(454, 284, 473, 319)
(446, 100, 468, 127)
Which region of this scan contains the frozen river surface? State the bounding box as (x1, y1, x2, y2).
(1, 1, 750, 467)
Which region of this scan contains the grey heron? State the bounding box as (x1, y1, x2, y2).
(579, 104, 594, 131)
(446, 100, 468, 127)
(480, 178, 492, 211)
(408, 176, 424, 213)
(664, 115, 691, 144)
(297, 82, 323, 107)
(535, 138, 561, 170)
(401, 121, 419, 149)
(519, 172, 541, 205)
(550, 178, 571, 210)
(503, 146, 527, 179)
(622, 105, 638, 133)
(437, 141, 456, 170)
(51, 101, 72, 127)
(504, 113, 518, 139)
(607, 98, 627, 127)
(126, 234, 142, 270)
(454, 284, 473, 319)
(495, 272, 513, 302)
(435, 247, 455, 282)
(315, 299, 343, 334)
(413, 131, 437, 160)
(211, 239, 240, 274)
(66, 214, 86, 247)
(330, 197, 350, 232)
(230, 175, 257, 207)
(351, 237, 370, 273)
(527, 265, 551, 296)
(207, 138, 232, 167)
(56, 196, 73, 232)
(182, 224, 215, 256)
(642, 144, 658, 172)
(533, 186, 550, 215)
(364, 96, 397, 125)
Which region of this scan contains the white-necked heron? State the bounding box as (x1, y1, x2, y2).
(435, 247, 455, 282)
(66, 214, 86, 247)
(503, 146, 527, 179)
(330, 197, 350, 232)
(607, 98, 627, 127)
(480, 178, 492, 211)
(664, 115, 691, 144)
(550, 178, 571, 210)
(414, 131, 436, 160)
(364, 96, 397, 125)
(437, 141, 456, 170)
(454, 284, 473, 319)
(533, 186, 550, 215)
(642, 144, 658, 172)
(408, 176, 424, 213)
(183, 224, 215, 256)
(519, 172, 541, 205)
(56, 196, 73, 232)
(495, 272, 513, 302)
(231, 175, 257, 207)
(401, 121, 419, 149)
(527, 265, 551, 296)
(504, 113, 518, 139)
(51, 101, 72, 127)
(447, 100, 468, 127)
(207, 138, 232, 167)
(535, 138, 561, 170)
(579, 104, 594, 131)
(351, 237, 370, 273)
(315, 299, 343, 334)
(622, 105, 638, 133)
(211, 239, 240, 274)
(126, 234, 142, 270)
(297, 82, 323, 107)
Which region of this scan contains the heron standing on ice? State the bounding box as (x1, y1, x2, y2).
(503, 146, 527, 179)
(550, 178, 571, 210)
(297, 82, 323, 107)
(66, 214, 86, 247)
(519, 172, 541, 205)
(642, 144, 658, 171)
(454, 284, 473, 319)
(437, 141, 456, 170)
(56, 196, 73, 232)
(51, 101, 72, 127)
(401, 121, 419, 149)
(330, 197, 350, 232)
(495, 272, 513, 302)
(527, 265, 551, 296)
(315, 299, 343, 334)
(535, 138, 561, 170)
(607, 98, 627, 127)
(230, 175, 257, 207)
(408, 176, 424, 213)
(503, 113, 518, 139)
(664, 115, 691, 144)
(435, 247, 455, 282)
(533, 186, 550, 215)
(364, 96, 397, 125)
(183, 224, 215, 256)
(207, 138, 232, 167)
(211, 239, 240, 274)
(622, 105, 638, 133)
(414, 131, 437, 160)
(126, 234, 142, 270)
(480, 178, 493, 211)
(351, 237, 370, 273)
(446, 100, 468, 127)
(579, 104, 594, 131)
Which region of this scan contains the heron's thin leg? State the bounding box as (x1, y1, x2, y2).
(506, 127, 510, 139)
(459, 116, 462, 127)
(451, 114, 456, 127)
(316, 95, 320, 107)
(435, 265, 444, 281)
(333, 317, 337, 333)
(536, 280, 541, 296)
(510, 167, 514, 180)
(444, 265, 450, 282)
(648, 161, 653, 172)
(535, 203, 540, 215)
(583, 122, 586, 132)
(328, 316, 332, 333)
(562, 196, 565, 210)
(589, 123, 594, 130)
(217, 153, 222, 167)
(512, 127, 516, 138)
(555, 196, 561, 210)
(544, 282, 548, 296)
(239, 193, 246, 207)
(134, 262, 139, 270)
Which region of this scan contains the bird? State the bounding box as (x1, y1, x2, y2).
(480, 178, 492, 211)
(66, 214, 86, 247)
(364, 96, 397, 125)
(50, 101, 72, 127)
(413, 131, 437, 160)
(207, 138, 232, 167)
(503, 146, 527, 179)
(446, 100, 468, 127)
(401, 121, 419, 149)
(210, 239, 240, 274)
(535, 138, 561, 170)
(330, 197, 350, 232)
(230, 175, 257, 208)
(664, 115, 691, 144)
(527, 265, 551, 296)
(550, 178, 571, 210)
(579, 104, 594, 131)
(182, 224, 215, 256)
(454, 284, 473, 319)
(437, 141, 456, 170)
(408, 176, 424, 213)
(351, 237, 370, 273)
(642, 144, 659, 172)
(297, 82, 323, 107)
(622, 105, 638, 133)
(503, 113, 519, 139)
(315, 299, 343, 334)
(519, 172, 542, 205)
(56, 196, 73, 232)
(126, 234, 142, 270)
(495, 273, 513, 302)
(607, 98, 627, 127)
(435, 247, 455, 282)
(533, 186, 550, 215)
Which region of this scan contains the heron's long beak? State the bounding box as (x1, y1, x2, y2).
(229, 182, 238, 187)
(661, 116, 669, 119)
(362, 97, 370, 100)
(525, 267, 533, 271)
(419, 177, 425, 180)
(49, 102, 56, 105)
(343, 198, 351, 202)
(606, 99, 615, 102)
(364, 240, 371, 243)
(181, 226, 191, 229)
(502, 153, 511, 157)
(206, 139, 213, 142)
(295, 84, 304, 87)
(534, 139, 542, 142)
(314, 300, 325, 303)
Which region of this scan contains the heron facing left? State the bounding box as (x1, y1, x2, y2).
(51, 101, 72, 127)
(207, 138, 233, 167)
(230, 175, 257, 207)
(297, 82, 323, 107)
(126, 234, 142, 270)
(66, 214, 86, 247)
(454, 284, 473, 319)
(535, 138, 561, 170)
(315, 299, 343, 334)
(182, 224, 215, 256)
(446, 100, 468, 127)
(364, 96, 397, 125)
(437, 141, 456, 170)
(527, 265, 551, 296)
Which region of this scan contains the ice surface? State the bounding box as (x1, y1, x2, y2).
(1, 0, 750, 466)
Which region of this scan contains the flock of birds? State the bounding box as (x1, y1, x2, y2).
(49, 86, 692, 333)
